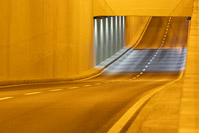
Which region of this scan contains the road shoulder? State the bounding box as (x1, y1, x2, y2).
(127, 80, 183, 133)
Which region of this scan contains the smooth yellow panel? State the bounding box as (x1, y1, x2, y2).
(0, 0, 12, 81)
(125, 16, 150, 47)
(0, 0, 94, 83)
(94, 0, 193, 16)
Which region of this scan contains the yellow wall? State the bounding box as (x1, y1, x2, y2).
(94, 0, 193, 16)
(0, 0, 171, 84)
(0, 0, 94, 83)
(125, 16, 151, 47)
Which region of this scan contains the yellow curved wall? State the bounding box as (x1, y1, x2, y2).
(0, 0, 94, 82)
(94, 0, 193, 16)
(0, 0, 165, 84)
(125, 16, 150, 47)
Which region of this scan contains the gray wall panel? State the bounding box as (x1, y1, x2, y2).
(94, 16, 126, 65)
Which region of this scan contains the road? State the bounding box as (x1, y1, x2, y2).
(0, 17, 188, 133)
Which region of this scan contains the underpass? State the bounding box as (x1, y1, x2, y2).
(0, 16, 189, 133)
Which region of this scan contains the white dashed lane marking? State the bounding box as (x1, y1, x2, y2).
(131, 17, 172, 80)
(50, 89, 63, 92)
(24, 92, 42, 96)
(83, 85, 92, 87)
(68, 87, 79, 90)
(0, 97, 14, 101)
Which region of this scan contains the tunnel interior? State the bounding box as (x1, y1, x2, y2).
(93, 16, 189, 80)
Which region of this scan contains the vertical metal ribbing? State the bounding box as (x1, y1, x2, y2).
(94, 16, 126, 65)
(94, 19, 98, 64)
(113, 17, 116, 54)
(100, 18, 104, 62)
(121, 16, 124, 48)
(107, 17, 111, 57)
(105, 17, 109, 59)
(110, 17, 114, 56)
(115, 16, 118, 53)
(97, 19, 101, 64)
(123, 16, 126, 46)
(102, 18, 106, 61)
(117, 16, 119, 51)
(118, 16, 122, 49)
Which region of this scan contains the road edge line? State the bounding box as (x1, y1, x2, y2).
(108, 71, 184, 133)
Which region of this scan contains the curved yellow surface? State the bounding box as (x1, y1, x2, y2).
(94, 0, 193, 16)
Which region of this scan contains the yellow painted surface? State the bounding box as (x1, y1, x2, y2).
(179, 0, 199, 132)
(0, 0, 94, 83)
(94, 0, 193, 16)
(125, 16, 150, 47)
(136, 17, 189, 49)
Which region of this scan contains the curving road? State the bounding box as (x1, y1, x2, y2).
(0, 17, 189, 133)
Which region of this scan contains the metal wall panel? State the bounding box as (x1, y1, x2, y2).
(94, 16, 125, 65)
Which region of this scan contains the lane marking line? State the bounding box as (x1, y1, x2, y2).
(50, 89, 63, 92)
(129, 17, 172, 86)
(78, 18, 152, 82)
(83, 85, 92, 87)
(24, 92, 42, 95)
(68, 87, 79, 90)
(136, 75, 140, 78)
(0, 97, 14, 101)
(108, 71, 184, 133)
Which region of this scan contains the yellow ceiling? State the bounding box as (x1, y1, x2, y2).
(93, 0, 193, 16)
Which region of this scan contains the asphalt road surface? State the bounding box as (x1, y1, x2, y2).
(0, 17, 188, 133)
